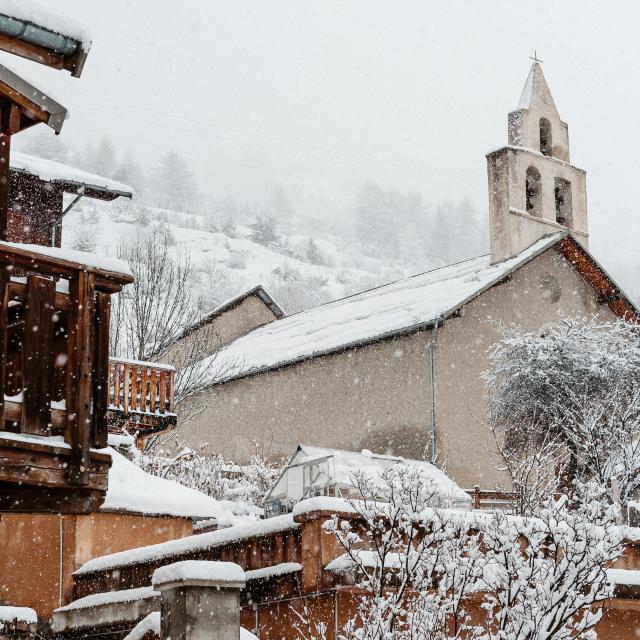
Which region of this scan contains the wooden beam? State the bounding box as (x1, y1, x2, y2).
(21, 275, 55, 435)
(0, 241, 133, 288)
(67, 271, 95, 485)
(0, 33, 65, 71)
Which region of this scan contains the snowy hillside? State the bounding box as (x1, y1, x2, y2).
(61, 196, 437, 317)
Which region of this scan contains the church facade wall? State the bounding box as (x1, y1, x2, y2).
(177, 329, 435, 463)
(434, 247, 615, 489)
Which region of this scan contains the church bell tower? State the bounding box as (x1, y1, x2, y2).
(486, 62, 588, 264)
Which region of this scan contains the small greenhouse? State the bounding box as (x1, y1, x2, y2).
(264, 444, 471, 517)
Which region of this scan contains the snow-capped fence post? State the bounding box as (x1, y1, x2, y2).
(152, 561, 245, 640)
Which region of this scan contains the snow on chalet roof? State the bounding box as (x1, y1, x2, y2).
(101, 447, 239, 521)
(11, 151, 133, 197)
(0, 241, 133, 277)
(193, 233, 565, 386)
(75, 513, 299, 576)
(0, 0, 91, 49)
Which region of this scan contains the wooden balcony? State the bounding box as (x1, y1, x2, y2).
(0, 242, 133, 513)
(107, 358, 177, 439)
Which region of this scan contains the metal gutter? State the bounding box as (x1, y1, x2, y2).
(0, 14, 89, 77)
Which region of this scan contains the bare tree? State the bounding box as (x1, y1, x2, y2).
(110, 228, 193, 361)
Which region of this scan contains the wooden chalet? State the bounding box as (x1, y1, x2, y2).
(8, 151, 132, 247)
(0, 10, 137, 514)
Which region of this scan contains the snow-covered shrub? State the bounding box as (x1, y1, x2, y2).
(315, 466, 621, 640)
(136, 445, 281, 507)
(485, 316, 640, 516)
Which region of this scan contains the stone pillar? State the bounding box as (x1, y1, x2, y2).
(152, 561, 245, 640)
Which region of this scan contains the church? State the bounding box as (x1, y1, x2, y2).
(172, 63, 638, 489)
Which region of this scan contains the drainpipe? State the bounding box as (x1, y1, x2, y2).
(50, 185, 85, 246)
(427, 318, 441, 463)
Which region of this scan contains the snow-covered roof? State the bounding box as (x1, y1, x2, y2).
(75, 513, 299, 576)
(0, 0, 91, 49)
(101, 447, 240, 521)
(11, 151, 133, 198)
(272, 444, 471, 508)
(124, 612, 160, 640)
(245, 562, 302, 581)
(0, 241, 133, 277)
(192, 233, 565, 386)
(607, 568, 640, 587)
(0, 606, 37, 624)
(55, 586, 158, 614)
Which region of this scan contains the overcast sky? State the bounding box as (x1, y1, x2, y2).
(5, 1, 640, 286)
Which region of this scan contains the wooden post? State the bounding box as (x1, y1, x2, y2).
(67, 270, 95, 485)
(0, 267, 7, 428)
(21, 275, 55, 435)
(473, 485, 480, 510)
(0, 104, 20, 241)
(92, 292, 110, 448)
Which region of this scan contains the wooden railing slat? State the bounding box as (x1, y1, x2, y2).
(149, 370, 158, 414)
(158, 370, 167, 413)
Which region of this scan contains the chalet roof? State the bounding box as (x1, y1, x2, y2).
(178, 284, 285, 340)
(0, 240, 133, 279)
(191, 232, 638, 387)
(0, 62, 68, 133)
(11, 151, 133, 200)
(0, 0, 91, 76)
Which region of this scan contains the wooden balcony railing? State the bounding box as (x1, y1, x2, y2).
(107, 358, 177, 437)
(0, 242, 133, 513)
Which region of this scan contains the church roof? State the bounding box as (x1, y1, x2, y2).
(189, 232, 637, 387)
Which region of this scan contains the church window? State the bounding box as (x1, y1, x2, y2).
(540, 118, 552, 156)
(554, 178, 572, 225)
(525, 166, 542, 215)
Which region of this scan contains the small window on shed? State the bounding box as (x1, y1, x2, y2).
(526, 166, 542, 215)
(554, 178, 572, 226)
(540, 118, 552, 156)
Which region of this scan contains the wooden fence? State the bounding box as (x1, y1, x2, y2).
(108, 358, 175, 417)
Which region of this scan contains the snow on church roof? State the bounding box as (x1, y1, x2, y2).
(192, 233, 565, 387)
